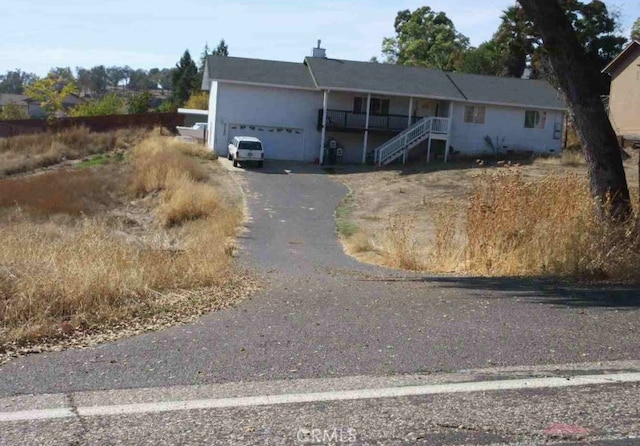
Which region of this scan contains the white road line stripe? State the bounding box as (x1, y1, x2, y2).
(2, 372, 640, 423)
(0, 408, 74, 422)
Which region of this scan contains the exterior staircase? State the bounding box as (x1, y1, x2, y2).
(374, 116, 449, 166)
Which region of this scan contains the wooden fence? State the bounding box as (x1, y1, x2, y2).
(0, 113, 185, 138)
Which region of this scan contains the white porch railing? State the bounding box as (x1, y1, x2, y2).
(374, 117, 449, 166)
(430, 116, 448, 134)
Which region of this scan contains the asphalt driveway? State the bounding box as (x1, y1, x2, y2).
(0, 160, 639, 397)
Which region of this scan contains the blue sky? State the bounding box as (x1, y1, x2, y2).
(0, 0, 636, 75)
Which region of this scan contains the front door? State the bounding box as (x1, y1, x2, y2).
(415, 99, 437, 118)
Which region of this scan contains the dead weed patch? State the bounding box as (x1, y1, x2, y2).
(0, 136, 244, 352)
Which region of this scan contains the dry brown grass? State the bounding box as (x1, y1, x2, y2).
(348, 207, 464, 273)
(346, 231, 376, 254)
(130, 137, 224, 227)
(337, 159, 640, 280)
(382, 212, 424, 271)
(0, 136, 242, 347)
(130, 136, 208, 195)
(371, 170, 640, 280)
(0, 168, 122, 215)
(561, 149, 586, 167)
(0, 216, 234, 343)
(175, 141, 217, 160)
(462, 170, 640, 279)
(465, 171, 591, 275)
(158, 175, 228, 227)
(430, 205, 463, 271)
(534, 149, 585, 167)
(0, 126, 148, 177)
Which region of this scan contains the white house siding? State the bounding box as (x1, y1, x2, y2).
(209, 81, 322, 161)
(207, 82, 219, 149)
(449, 102, 564, 156)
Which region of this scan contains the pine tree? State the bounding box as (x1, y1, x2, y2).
(213, 39, 229, 56)
(199, 42, 210, 73)
(171, 50, 198, 107)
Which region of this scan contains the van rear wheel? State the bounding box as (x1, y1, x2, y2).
(257, 161, 263, 168)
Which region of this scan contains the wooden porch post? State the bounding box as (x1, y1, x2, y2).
(362, 93, 371, 164)
(403, 97, 413, 164)
(320, 90, 328, 165)
(444, 101, 454, 163)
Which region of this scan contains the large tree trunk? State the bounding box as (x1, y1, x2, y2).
(518, 0, 631, 220)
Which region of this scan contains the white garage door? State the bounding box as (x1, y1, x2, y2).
(228, 124, 305, 161)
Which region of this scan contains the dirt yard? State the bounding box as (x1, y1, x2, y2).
(330, 151, 640, 274)
(0, 133, 252, 362)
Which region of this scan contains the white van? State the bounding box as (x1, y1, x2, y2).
(227, 136, 265, 168)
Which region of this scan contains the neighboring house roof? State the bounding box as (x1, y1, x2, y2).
(62, 93, 86, 106)
(0, 93, 30, 106)
(303, 57, 466, 101)
(446, 72, 565, 110)
(203, 56, 316, 90)
(202, 54, 565, 110)
(0, 93, 83, 107)
(602, 40, 640, 75)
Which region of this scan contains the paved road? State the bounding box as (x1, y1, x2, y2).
(2, 361, 640, 445)
(1, 160, 640, 444)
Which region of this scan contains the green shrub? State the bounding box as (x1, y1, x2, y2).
(128, 91, 151, 114)
(71, 93, 126, 117)
(0, 102, 29, 120)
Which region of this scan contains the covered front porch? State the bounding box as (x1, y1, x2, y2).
(317, 90, 453, 165)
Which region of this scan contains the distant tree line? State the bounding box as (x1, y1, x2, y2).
(0, 39, 229, 119)
(0, 66, 173, 97)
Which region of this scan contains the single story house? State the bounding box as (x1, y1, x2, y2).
(0, 93, 86, 120)
(201, 44, 565, 165)
(0, 93, 43, 119)
(603, 40, 640, 139)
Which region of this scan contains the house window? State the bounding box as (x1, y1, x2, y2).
(353, 97, 390, 115)
(370, 98, 390, 115)
(463, 105, 485, 124)
(353, 97, 364, 114)
(524, 110, 546, 129)
(553, 120, 562, 140)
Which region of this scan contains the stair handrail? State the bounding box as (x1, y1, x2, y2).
(375, 116, 433, 166)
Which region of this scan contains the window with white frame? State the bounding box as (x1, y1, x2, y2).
(353, 97, 390, 115)
(524, 110, 546, 129)
(463, 105, 485, 124)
